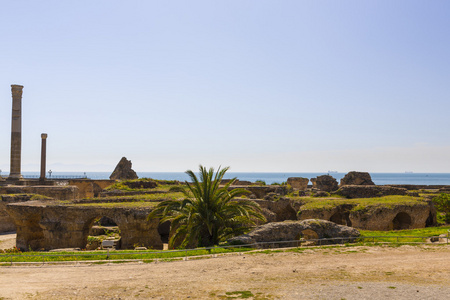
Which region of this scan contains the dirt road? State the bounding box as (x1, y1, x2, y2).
(0, 245, 449, 299)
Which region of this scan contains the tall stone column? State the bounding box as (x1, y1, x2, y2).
(40, 133, 48, 181)
(8, 84, 24, 180)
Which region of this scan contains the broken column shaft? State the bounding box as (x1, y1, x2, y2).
(40, 133, 48, 181)
(8, 84, 24, 180)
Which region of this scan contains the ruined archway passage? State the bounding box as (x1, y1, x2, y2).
(392, 212, 412, 230)
(85, 216, 122, 250)
(301, 229, 318, 240)
(158, 221, 171, 244)
(330, 212, 352, 227)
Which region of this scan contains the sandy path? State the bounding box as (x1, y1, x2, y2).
(0, 232, 16, 250)
(0, 245, 449, 299)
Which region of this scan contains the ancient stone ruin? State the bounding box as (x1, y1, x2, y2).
(340, 171, 375, 186)
(286, 177, 309, 190)
(228, 219, 360, 247)
(8, 85, 24, 181)
(335, 185, 407, 199)
(0, 167, 443, 251)
(6, 200, 162, 250)
(310, 175, 339, 192)
(298, 200, 436, 230)
(110, 157, 138, 180)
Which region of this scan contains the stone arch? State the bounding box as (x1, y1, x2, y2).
(425, 211, 435, 227)
(392, 212, 412, 230)
(20, 214, 46, 251)
(277, 205, 298, 221)
(92, 183, 103, 197)
(158, 220, 171, 244)
(300, 229, 319, 241)
(330, 212, 352, 227)
(83, 214, 123, 250)
(330, 212, 345, 225)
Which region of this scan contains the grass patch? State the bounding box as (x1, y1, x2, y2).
(0, 246, 253, 264)
(360, 226, 450, 243)
(105, 178, 181, 192)
(74, 201, 161, 208)
(223, 291, 254, 299)
(58, 191, 185, 208)
(296, 195, 428, 211)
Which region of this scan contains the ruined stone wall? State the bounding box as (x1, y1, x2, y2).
(298, 201, 436, 230)
(68, 180, 115, 198)
(0, 186, 78, 200)
(0, 195, 35, 232)
(6, 201, 162, 251)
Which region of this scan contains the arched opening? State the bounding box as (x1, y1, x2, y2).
(329, 212, 352, 227)
(85, 216, 122, 250)
(425, 212, 435, 227)
(392, 212, 412, 230)
(22, 214, 46, 251)
(277, 205, 298, 221)
(158, 221, 171, 248)
(345, 213, 352, 227)
(92, 183, 103, 197)
(299, 229, 319, 246)
(330, 212, 345, 225)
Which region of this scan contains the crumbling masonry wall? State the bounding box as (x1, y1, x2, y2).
(6, 201, 163, 251)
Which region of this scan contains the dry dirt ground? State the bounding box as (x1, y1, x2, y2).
(0, 237, 449, 299)
(0, 232, 16, 250)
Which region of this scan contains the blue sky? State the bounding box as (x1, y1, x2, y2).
(1, 1, 450, 173)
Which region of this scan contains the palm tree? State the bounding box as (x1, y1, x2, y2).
(148, 165, 266, 248)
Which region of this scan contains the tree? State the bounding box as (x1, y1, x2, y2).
(148, 165, 266, 248)
(433, 193, 450, 224)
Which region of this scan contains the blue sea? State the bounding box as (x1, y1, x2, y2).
(19, 171, 450, 185)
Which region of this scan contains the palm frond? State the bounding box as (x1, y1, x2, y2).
(147, 165, 266, 248)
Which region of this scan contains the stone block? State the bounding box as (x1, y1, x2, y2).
(286, 177, 309, 190)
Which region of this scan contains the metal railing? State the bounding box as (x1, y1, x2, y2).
(1, 234, 448, 266)
(22, 175, 88, 180)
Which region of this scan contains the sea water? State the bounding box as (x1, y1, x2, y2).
(19, 171, 450, 185)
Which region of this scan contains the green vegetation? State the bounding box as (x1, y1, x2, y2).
(30, 194, 53, 200)
(2, 225, 449, 263)
(0, 193, 52, 201)
(292, 195, 427, 212)
(59, 191, 184, 208)
(105, 178, 181, 192)
(360, 226, 450, 243)
(433, 193, 450, 224)
(0, 246, 253, 263)
(223, 291, 254, 299)
(270, 181, 288, 186)
(148, 165, 266, 248)
(75, 201, 160, 208)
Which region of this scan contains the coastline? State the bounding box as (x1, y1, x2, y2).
(12, 171, 450, 185)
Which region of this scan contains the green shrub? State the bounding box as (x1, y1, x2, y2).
(433, 193, 450, 223)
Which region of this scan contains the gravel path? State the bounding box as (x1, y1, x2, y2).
(0, 245, 449, 299)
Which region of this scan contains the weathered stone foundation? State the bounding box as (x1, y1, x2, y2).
(6, 201, 163, 251)
(228, 219, 360, 247)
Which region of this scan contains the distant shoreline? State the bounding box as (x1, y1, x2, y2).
(12, 171, 450, 186)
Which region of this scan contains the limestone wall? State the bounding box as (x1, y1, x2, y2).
(6, 201, 163, 251)
(298, 201, 436, 231)
(0, 186, 78, 200)
(68, 180, 115, 198)
(0, 195, 35, 232)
